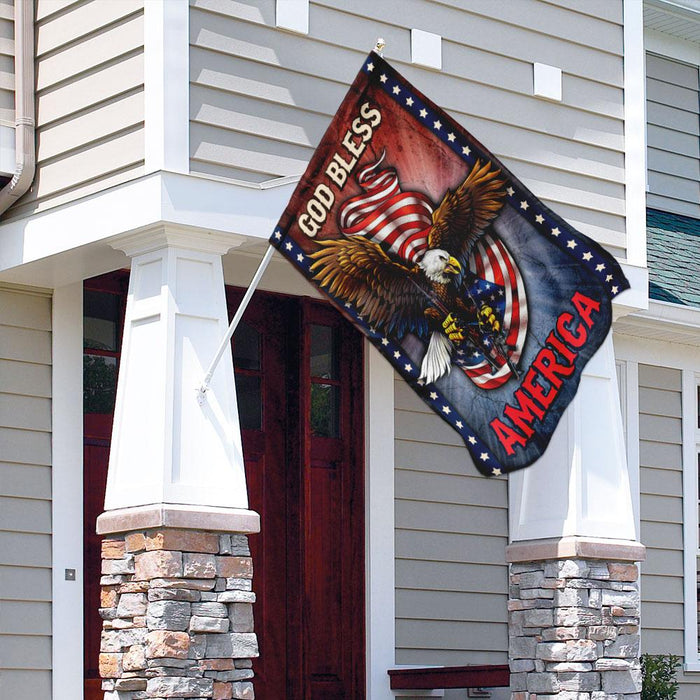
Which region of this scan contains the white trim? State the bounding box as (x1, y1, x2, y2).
(645, 26, 700, 65)
(0, 172, 297, 285)
(682, 368, 700, 668)
(624, 0, 648, 268)
(365, 342, 396, 700)
(51, 283, 84, 700)
(144, 0, 189, 174)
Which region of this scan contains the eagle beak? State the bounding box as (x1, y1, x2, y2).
(444, 256, 462, 276)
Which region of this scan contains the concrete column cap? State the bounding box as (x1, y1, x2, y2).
(96, 503, 260, 535)
(507, 535, 646, 563)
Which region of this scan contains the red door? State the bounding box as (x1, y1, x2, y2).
(229, 291, 365, 699)
(83, 272, 128, 700)
(83, 279, 365, 700)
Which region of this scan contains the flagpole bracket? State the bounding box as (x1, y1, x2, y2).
(374, 37, 386, 56)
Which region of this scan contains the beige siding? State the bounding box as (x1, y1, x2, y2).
(189, 0, 627, 257)
(646, 53, 700, 218)
(394, 377, 509, 665)
(0, 0, 13, 126)
(6, 0, 145, 220)
(0, 287, 52, 697)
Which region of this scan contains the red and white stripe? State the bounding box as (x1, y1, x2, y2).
(339, 158, 433, 264)
(464, 232, 528, 390)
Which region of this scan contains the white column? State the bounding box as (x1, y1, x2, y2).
(509, 332, 637, 546)
(51, 283, 84, 700)
(102, 227, 251, 517)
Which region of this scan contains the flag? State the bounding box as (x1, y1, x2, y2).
(269, 51, 629, 476)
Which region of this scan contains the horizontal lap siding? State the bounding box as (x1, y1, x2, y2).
(394, 377, 509, 665)
(6, 0, 145, 220)
(0, 0, 13, 127)
(646, 53, 700, 218)
(0, 287, 52, 698)
(638, 364, 685, 660)
(189, 0, 627, 256)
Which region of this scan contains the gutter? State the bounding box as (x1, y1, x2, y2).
(0, 0, 35, 215)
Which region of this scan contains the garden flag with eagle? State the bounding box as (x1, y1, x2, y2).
(269, 51, 629, 476)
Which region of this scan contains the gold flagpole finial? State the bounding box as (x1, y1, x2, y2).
(374, 37, 386, 56)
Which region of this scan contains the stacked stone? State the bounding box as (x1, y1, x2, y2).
(508, 558, 641, 700)
(99, 529, 258, 700)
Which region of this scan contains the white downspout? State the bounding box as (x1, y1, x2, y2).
(0, 0, 35, 215)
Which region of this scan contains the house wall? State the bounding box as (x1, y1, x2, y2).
(637, 361, 700, 699)
(646, 52, 700, 219)
(6, 0, 145, 220)
(0, 0, 13, 127)
(0, 285, 52, 698)
(394, 377, 509, 665)
(189, 0, 628, 258)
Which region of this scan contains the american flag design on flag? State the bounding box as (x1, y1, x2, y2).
(269, 50, 630, 475)
(464, 233, 528, 390)
(339, 154, 434, 265)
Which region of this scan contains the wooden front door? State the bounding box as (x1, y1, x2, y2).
(83, 277, 365, 700)
(229, 290, 365, 699)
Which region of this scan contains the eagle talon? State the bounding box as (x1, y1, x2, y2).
(442, 313, 465, 342)
(479, 304, 500, 333)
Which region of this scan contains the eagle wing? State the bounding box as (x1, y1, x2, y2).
(309, 236, 430, 338)
(428, 159, 507, 263)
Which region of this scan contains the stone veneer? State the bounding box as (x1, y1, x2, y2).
(509, 558, 641, 699)
(98, 528, 257, 700)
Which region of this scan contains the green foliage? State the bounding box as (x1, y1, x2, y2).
(641, 653, 681, 700)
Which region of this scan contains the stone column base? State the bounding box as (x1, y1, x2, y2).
(98, 527, 258, 700)
(507, 538, 645, 700)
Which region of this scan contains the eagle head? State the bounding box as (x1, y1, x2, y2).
(418, 249, 462, 284)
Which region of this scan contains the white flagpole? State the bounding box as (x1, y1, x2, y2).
(197, 244, 275, 404)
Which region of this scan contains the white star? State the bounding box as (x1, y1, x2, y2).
(357, 315, 363, 321)
(582, 251, 593, 261)
(380, 74, 388, 83)
(429, 391, 438, 400)
(285, 242, 293, 251)
(611, 285, 619, 294)
(433, 120, 442, 130)
(551, 227, 560, 237)
(367, 62, 374, 72)
(406, 97, 414, 106)
(392, 85, 400, 95)
(344, 302, 351, 308)
(447, 132, 456, 142)
(457, 349, 465, 356)
(416, 379, 425, 386)
(520, 200, 529, 210)
(394, 351, 401, 359)
(535, 214, 544, 224)
(567, 239, 577, 249)
(274, 231, 282, 240)
(442, 405, 451, 414)
(473, 351, 480, 357)
(492, 468, 502, 476)
(468, 436, 477, 445)
(404, 363, 413, 372)
(596, 263, 606, 272)
(296, 253, 304, 262)
(462, 145, 471, 156)
(456, 421, 463, 429)
(480, 452, 489, 462)
(419, 108, 428, 118)
(606, 274, 613, 282)
(381, 337, 389, 346)
(506, 187, 515, 197)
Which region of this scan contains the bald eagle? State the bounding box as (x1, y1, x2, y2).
(309, 159, 507, 384)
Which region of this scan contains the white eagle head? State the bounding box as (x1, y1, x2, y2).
(418, 249, 462, 284)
